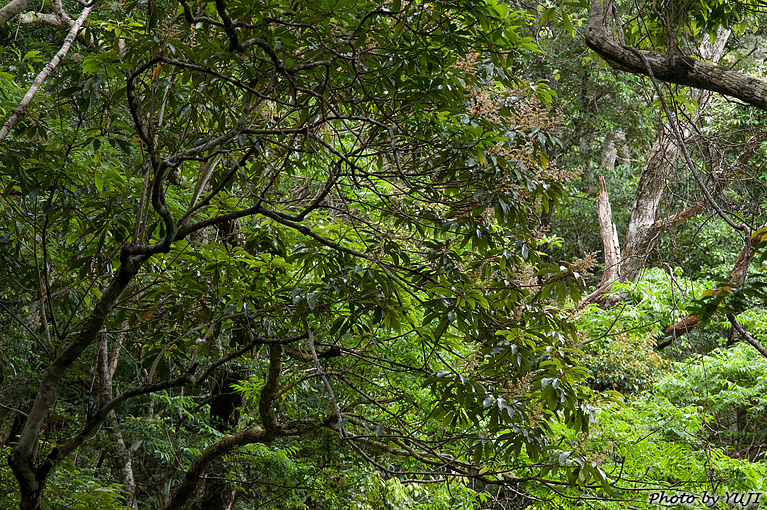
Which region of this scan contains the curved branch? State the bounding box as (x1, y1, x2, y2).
(160, 427, 272, 510)
(17, 11, 74, 28)
(177, 0, 223, 27)
(214, 0, 242, 52)
(51, 332, 308, 471)
(125, 57, 256, 257)
(585, 0, 767, 110)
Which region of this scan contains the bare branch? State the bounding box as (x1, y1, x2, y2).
(660, 225, 767, 346)
(9, 257, 141, 499)
(16, 11, 74, 29)
(586, 0, 767, 110)
(0, 4, 93, 141)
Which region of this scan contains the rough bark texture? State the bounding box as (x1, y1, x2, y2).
(585, 0, 767, 110)
(578, 177, 621, 308)
(17, 0, 73, 29)
(620, 31, 727, 283)
(0, 0, 33, 26)
(620, 129, 677, 283)
(578, 14, 730, 313)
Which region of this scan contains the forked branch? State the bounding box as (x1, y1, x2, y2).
(0, 4, 93, 141)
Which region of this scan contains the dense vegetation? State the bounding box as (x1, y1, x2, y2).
(3, 0, 767, 509)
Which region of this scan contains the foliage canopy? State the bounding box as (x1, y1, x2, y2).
(0, 0, 599, 508)
(8, 0, 767, 508)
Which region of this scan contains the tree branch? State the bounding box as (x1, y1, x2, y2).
(160, 427, 272, 510)
(585, 0, 767, 110)
(54, 331, 308, 464)
(0, 0, 32, 26)
(17, 11, 74, 29)
(9, 255, 141, 497)
(651, 201, 706, 231)
(0, 4, 93, 141)
(727, 313, 767, 359)
(659, 225, 767, 347)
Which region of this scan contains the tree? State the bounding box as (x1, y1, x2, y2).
(582, 30, 728, 295)
(555, 0, 767, 350)
(584, 0, 767, 109)
(0, 0, 595, 508)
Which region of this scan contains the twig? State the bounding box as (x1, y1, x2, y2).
(727, 313, 767, 359)
(0, 404, 29, 417)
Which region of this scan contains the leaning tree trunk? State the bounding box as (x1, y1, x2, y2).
(577, 29, 729, 310)
(659, 224, 767, 347)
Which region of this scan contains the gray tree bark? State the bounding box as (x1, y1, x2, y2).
(578, 19, 730, 310)
(97, 333, 139, 510)
(620, 30, 729, 284)
(585, 0, 767, 110)
(583, 2, 767, 349)
(0, 0, 33, 26)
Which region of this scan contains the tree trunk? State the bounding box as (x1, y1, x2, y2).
(97, 332, 139, 510)
(578, 29, 729, 310)
(19, 488, 43, 510)
(620, 30, 729, 283)
(9, 260, 141, 510)
(619, 125, 678, 283)
(578, 177, 621, 307)
(197, 364, 248, 509)
(0, 0, 33, 26)
(597, 175, 621, 285)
